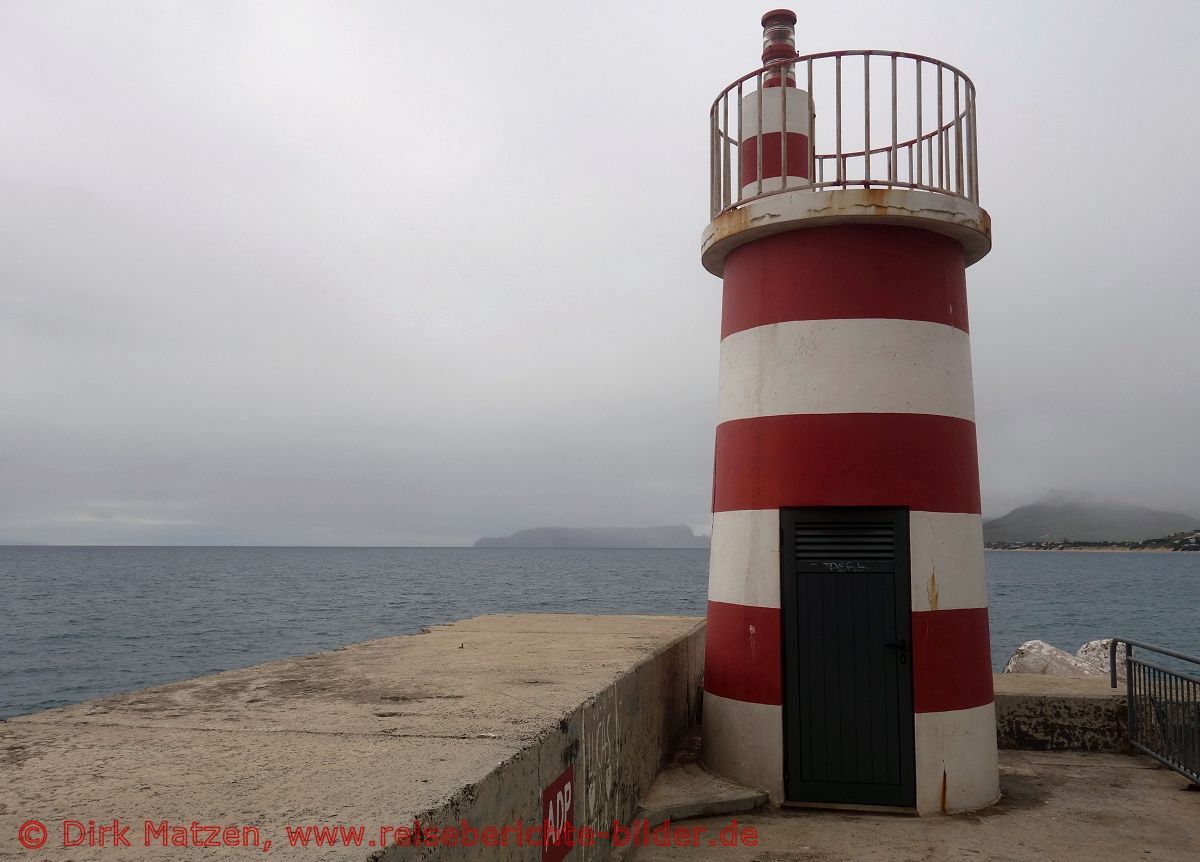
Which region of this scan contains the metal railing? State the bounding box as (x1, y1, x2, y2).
(1109, 638, 1200, 785)
(709, 50, 979, 219)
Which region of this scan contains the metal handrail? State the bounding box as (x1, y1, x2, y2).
(1108, 637, 1200, 688)
(709, 50, 979, 219)
(1108, 637, 1200, 785)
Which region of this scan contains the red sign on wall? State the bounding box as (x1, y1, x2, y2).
(541, 766, 574, 862)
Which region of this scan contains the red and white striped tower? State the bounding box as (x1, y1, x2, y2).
(701, 11, 998, 814)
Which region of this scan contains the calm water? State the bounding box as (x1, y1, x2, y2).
(1, 547, 1197, 719)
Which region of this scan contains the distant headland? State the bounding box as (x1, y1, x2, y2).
(983, 492, 1199, 550)
(474, 525, 709, 549)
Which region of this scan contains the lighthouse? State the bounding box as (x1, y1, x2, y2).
(701, 11, 998, 814)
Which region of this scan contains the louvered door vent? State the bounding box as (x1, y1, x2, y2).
(792, 521, 896, 572)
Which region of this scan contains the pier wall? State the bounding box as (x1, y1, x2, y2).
(994, 674, 1128, 753)
(383, 617, 706, 862)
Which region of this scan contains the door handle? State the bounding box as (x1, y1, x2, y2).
(885, 640, 907, 664)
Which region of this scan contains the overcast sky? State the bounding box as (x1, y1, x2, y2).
(2, 1, 1197, 545)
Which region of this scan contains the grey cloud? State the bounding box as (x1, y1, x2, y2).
(2, 0, 1197, 544)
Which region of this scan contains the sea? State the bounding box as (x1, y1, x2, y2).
(2, 546, 1198, 720)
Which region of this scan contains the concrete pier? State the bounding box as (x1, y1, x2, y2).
(626, 750, 1200, 861)
(0, 615, 704, 860)
(3, 614, 1196, 861)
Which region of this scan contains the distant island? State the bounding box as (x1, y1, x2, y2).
(474, 525, 709, 549)
(983, 492, 1200, 551)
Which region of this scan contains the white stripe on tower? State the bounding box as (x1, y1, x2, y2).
(915, 703, 999, 814)
(909, 511, 988, 612)
(700, 692, 784, 800)
(711, 509, 987, 613)
(717, 318, 976, 423)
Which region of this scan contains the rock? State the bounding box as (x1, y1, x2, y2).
(1002, 640, 1102, 676)
(1076, 638, 1126, 682)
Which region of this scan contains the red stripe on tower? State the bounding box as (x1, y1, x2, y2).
(739, 132, 810, 187)
(712, 413, 982, 515)
(703, 600, 783, 705)
(911, 607, 995, 713)
(721, 226, 969, 339)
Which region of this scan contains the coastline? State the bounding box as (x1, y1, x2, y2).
(985, 547, 1179, 554)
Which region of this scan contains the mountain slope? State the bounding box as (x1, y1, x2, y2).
(984, 494, 1199, 543)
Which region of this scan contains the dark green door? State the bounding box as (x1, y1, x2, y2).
(780, 508, 915, 806)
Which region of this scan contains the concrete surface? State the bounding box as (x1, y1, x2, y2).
(626, 751, 1200, 861)
(636, 730, 767, 825)
(0, 614, 705, 861)
(994, 673, 1127, 752)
